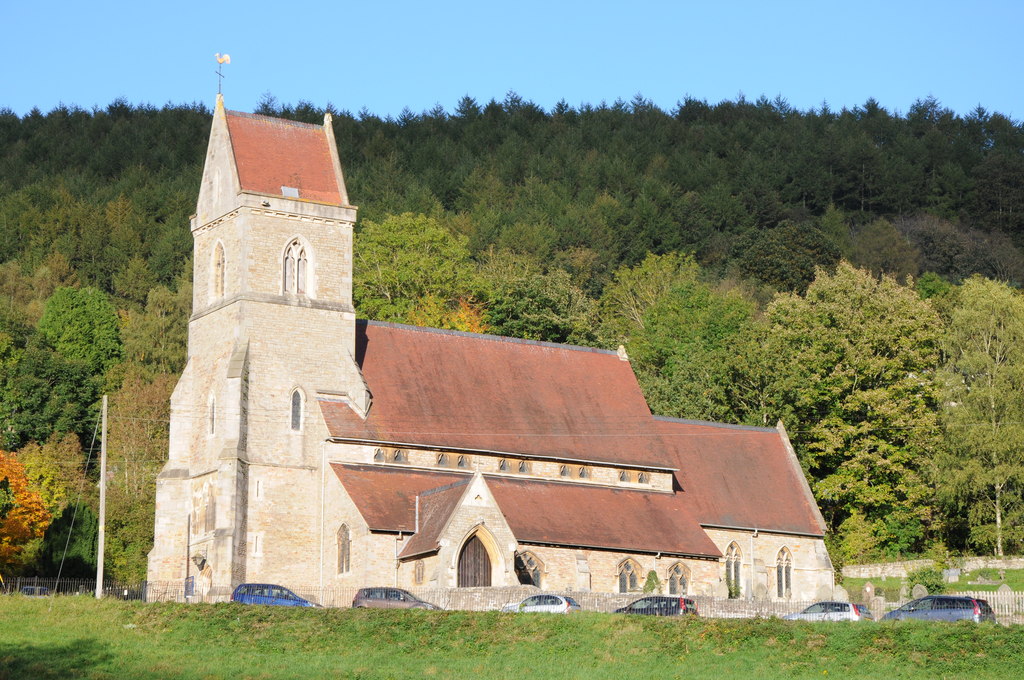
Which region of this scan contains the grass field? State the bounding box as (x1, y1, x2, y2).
(4, 598, 1024, 679)
(843, 568, 1024, 600)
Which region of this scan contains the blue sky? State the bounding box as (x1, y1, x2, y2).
(4, 1, 1021, 120)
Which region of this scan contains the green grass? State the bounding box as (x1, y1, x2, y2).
(844, 568, 1024, 599)
(4, 598, 1024, 679)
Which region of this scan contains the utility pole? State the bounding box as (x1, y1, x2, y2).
(95, 395, 107, 599)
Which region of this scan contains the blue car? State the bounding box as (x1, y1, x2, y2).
(881, 595, 995, 623)
(230, 583, 319, 607)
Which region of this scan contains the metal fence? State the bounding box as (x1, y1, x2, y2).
(8, 577, 1024, 624)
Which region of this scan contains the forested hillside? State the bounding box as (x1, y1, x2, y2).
(2, 93, 1024, 580)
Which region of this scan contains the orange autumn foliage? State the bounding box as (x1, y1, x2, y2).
(0, 450, 51, 571)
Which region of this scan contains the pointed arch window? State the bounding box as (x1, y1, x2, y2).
(514, 551, 543, 587)
(213, 242, 225, 299)
(776, 548, 792, 598)
(337, 524, 351, 574)
(618, 559, 640, 593)
(498, 459, 509, 472)
(290, 389, 303, 431)
(282, 239, 309, 295)
(373, 448, 385, 462)
(559, 465, 570, 478)
(725, 543, 742, 599)
(667, 563, 689, 595)
(456, 455, 469, 469)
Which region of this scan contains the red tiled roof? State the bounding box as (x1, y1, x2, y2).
(399, 480, 470, 558)
(331, 464, 721, 558)
(330, 464, 468, 533)
(654, 418, 826, 536)
(485, 475, 721, 557)
(320, 322, 667, 467)
(225, 110, 343, 205)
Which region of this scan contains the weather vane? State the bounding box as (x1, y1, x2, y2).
(215, 53, 231, 94)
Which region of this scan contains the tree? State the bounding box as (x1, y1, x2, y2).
(0, 450, 51, 573)
(736, 220, 840, 293)
(937, 277, 1024, 556)
(353, 213, 477, 323)
(37, 286, 122, 375)
(729, 262, 943, 560)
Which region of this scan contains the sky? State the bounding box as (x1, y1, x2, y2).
(3, 1, 1022, 121)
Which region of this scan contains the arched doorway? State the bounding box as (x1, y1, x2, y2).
(457, 534, 492, 587)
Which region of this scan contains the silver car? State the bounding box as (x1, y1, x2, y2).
(501, 594, 582, 614)
(784, 601, 873, 621)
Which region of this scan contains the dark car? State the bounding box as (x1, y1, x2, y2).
(230, 583, 319, 607)
(352, 587, 440, 610)
(19, 586, 50, 598)
(615, 595, 699, 616)
(881, 595, 995, 623)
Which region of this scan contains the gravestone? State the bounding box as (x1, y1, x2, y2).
(869, 595, 886, 621)
(833, 585, 849, 602)
(998, 583, 1012, 594)
(942, 568, 960, 583)
(899, 584, 909, 601)
(911, 584, 928, 599)
(862, 581, 875, 602)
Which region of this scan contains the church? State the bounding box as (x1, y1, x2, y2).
(147, 96, 834, 602)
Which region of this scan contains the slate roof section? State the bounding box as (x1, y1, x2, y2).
(331, 464, 722, 559)
(654, 417, 826, 536)
(224, 110, 343, 205)
(320, 321, 669, 467)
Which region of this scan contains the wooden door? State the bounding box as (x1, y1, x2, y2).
(457, 535, 491, 587)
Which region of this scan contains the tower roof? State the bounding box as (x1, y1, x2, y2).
(224, 110, 345, 205)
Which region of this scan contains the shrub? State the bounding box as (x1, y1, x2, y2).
(906, 566, 945, 595)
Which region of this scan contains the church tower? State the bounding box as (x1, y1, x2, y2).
(147, 96, 364, 597)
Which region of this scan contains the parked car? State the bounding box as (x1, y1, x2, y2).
(230, 583, 319, 607)
(881, 595, 995, 623)
(615, 595, 699, 617)
(783, 601, 872, 622)
(352, 587, 441, 610)
(19, 586, 50, 598)
(500, 594, 582, 614)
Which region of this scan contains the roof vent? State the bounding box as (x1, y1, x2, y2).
(281, 186, 300, 198)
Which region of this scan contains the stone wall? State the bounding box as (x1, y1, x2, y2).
(843, 556, 1024, 579)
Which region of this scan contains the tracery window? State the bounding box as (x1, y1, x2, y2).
(337, 524, 351, 574)
(282, 239, 309, 294)
(514, 551, 543, 587)
(290, 389, 303, 431)
(618, 559, 640, 593)
(776, 548, 792, 598)
(725, 543, 742, 599)
(667, 562, 688, 595)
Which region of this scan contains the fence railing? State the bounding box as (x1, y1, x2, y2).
(8, 577, 1024, 624)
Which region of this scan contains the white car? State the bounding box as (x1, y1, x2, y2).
(501, 594, 582, 614)
(783, 601, 873, 621)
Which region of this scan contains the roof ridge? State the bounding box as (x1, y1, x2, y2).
(225, 109, 323, 130)
(418, 478, 472, 497)
(653, 415, 777, 433)
(359, 319, 617, 356)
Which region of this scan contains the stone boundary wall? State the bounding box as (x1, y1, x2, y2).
(843, 557, 1024, 579)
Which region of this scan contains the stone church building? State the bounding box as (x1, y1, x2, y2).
(147, 97, 834, 602)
